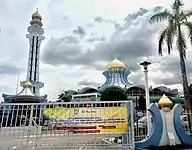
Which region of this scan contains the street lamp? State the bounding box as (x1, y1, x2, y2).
(140, 60, 152, 134)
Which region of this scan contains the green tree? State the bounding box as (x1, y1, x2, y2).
(149, 0, 192, 111)
(100, 86, 127, 101)
(57, 91, 72, 102)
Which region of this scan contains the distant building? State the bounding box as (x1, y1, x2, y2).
(69, 58, 183, 104)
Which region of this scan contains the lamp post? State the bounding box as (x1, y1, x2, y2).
(140, 60, 152, 134)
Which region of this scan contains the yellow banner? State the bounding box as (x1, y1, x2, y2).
(43, 107, 128, 134)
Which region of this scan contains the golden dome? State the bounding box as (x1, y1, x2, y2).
(32, 9, 42, 20)
(25, 81, 32, 87)
(107, 58, 125, 69)
(158, 94, 173, 111)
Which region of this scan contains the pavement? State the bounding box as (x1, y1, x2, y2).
(0, 127, 132, 150)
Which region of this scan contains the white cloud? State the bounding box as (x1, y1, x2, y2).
(1, 0, 192, 102)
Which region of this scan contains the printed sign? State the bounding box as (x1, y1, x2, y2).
(43, 106, 128, 134)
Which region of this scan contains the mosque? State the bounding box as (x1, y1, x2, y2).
(70, 58, 184, 105)
(1, 10, 184, 106)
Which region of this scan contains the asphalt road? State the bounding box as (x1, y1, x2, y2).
(0, 127, 131, 150)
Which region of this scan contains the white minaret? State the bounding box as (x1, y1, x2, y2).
(21, 9, 45, 95)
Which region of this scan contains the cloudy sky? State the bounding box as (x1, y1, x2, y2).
(0, 0, 192, 101)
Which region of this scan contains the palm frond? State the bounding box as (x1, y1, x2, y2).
(185, 10, 192, 18)
(172, 0, 184, 9)
(177, 28, 187, 58)
(180, 11, 187, 22)
(166, 29, 174, 54)
(185, 22, 192, 45)
(158, 28, 168, 56)
(181, 10, 192, 22)
(166, 19, 177, 54)
(149, 9, 173, 24)
(169, 17, 177, 32)
(172, 0, 184, 18)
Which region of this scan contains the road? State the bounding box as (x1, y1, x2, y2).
(0, 127, 131, 150)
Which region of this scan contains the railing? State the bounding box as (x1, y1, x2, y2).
(134, 109, 192, 141)
(0, 101, 135, 150)
(134, 110, 148, 141)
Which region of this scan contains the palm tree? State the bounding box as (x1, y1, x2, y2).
(149, 0, 192, 132)
(57, 91, 72, 102)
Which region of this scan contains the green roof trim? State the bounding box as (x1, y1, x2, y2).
(150, 97, 184, 102)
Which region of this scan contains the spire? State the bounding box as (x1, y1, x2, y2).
(32, 8, 42, 20)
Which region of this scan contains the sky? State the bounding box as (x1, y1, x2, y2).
(0, 0, 192, 101)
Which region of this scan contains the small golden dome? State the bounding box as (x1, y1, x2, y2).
(158, 94, 173, 111)
(25, 81, 32, 87)
(32, 9, 42, 20)
(107, 58, 125, 69)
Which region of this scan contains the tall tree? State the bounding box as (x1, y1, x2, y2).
(188, 84, 192, 104)
(149, 0, 192, 110)
(100, 86, 127, 101)
(57, 91, 72, 102)
(149, 0, 192, 132)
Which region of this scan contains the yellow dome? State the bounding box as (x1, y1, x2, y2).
(158, 94, 173, 111)
(107, 58, 125, 69)
(32, 9, 42, 20)
(25, 81, 32, 87)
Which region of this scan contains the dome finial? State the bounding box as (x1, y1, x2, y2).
(32, 8, 42, 20)
(107, 58, 125, 69)
(158, 94, 173, 112)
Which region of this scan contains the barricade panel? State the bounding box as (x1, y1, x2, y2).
(0, 101, 134, 150)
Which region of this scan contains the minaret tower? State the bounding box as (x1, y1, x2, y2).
(21, 9, 45, 95)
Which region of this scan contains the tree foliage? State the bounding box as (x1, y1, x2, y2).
(57, 91, 72, 102)
(100, 86, 127, 101)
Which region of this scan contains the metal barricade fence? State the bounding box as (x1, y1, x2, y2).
(0, 101, 135, 150)
(134, 110, 148, 141)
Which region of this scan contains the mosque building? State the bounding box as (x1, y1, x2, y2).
(71, 58, 184, 105)
(2, 9, 47, 104)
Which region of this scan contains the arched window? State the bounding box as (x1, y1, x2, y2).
(127, 86, 145, 96)
(152, 88, 163, 96)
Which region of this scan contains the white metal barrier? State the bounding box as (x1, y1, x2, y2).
(0, 101, 135, 150)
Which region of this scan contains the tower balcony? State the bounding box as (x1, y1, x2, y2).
(20, 81, 44, 88)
